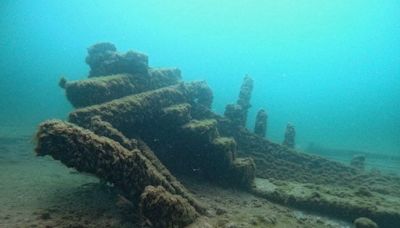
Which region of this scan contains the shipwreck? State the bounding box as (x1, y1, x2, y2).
(35, 43, 400, 227)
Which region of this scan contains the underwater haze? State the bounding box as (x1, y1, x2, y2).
(1, 0, 399, 155)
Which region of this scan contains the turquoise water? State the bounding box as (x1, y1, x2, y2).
(1, 0, 399, 155)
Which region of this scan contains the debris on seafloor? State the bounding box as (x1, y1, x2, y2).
(139, 185, 198, 228)
(351, 154, 366, 170)
(35, 42, 400, 228)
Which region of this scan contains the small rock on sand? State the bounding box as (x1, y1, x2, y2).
(353, 217, 378, 228)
